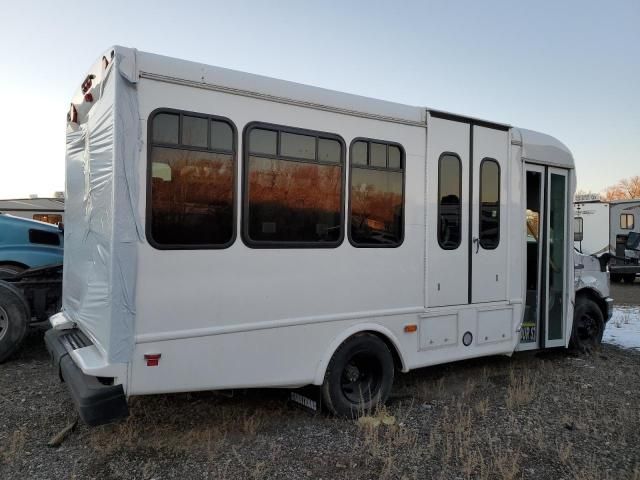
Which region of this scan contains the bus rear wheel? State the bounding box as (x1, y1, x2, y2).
(570, 297, 604, 353)
(321, 333, 394, 417)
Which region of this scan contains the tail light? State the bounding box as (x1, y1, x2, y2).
(67, 104, 78, 124)
(81, 74, 95, 94)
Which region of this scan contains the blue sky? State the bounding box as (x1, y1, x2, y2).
(0, 0, 638, 198)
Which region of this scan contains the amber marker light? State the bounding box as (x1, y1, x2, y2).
(404, 324, 417, 333)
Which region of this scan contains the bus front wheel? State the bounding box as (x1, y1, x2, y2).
(570, 297, 604, 353)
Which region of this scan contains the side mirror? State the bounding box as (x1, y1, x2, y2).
(574, 231, 583, 242)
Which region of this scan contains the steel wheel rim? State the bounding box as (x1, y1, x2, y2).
(577, 312, 598, 343)
(340, 351, 383, 404)
(0, 305, 9, 342)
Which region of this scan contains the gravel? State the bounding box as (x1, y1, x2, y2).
(1, 308, 639, 478)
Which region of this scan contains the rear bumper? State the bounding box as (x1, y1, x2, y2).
(604, 297, 614, 321)
(45, 328, 129, 426)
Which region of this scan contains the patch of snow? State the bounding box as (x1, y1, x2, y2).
(603, 306, 640, 351)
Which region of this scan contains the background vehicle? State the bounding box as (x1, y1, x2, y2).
(0, 214, 63, 362)
(574, 197, 640, 283)
(0, 196, 65, 225)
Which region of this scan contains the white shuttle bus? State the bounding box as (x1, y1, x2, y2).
(45, 47, 612, 425)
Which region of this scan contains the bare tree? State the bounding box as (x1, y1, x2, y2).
(602, 175, 640, 201)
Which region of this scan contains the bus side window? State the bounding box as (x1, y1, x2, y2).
(349, 140, 404, 247)
(438, 153, 462, 250)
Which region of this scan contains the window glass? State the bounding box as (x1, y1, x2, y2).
(281, 132, 316, 160)
(211, 120, 233, 151)
(318, 138, 341, 163)
(388, 146, 402, 169)
(32, 214, 63, 225)
(350, 140, 404, 246)
(245, 125, 343, 246)
(246, 157, 342, 243)
(152, 113, 179, 144)
(182, 115, 208, 148)
(249, 129, 277, 155)
(479, 159, 500, 249)
(370, 143, 387, 168)
(621, 213, 634, 230)
(438, 154, 462, 250)
(548, 173, 566, 340)
(29, 229, 60, 246)
(352, 141, 368, 166)
(149, 111, 235, 248)
(350, 169, 403, 245)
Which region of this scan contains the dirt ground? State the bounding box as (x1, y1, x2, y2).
(1, 323, 639, 480)
(0, 281, 638, 479)
(611, 278, 640, 305)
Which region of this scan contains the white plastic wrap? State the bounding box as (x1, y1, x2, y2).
(62, 47, 142, 364)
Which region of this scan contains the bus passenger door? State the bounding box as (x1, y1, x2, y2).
(426, 115, 470, 307)
(519, 164, 569, 349)
(471, 126, 508, 303)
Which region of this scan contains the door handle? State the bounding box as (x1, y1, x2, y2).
(473, 237, 480, 254)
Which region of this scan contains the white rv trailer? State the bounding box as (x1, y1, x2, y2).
(574, 197, 640, 282)
(44, 47, 612, 425)
(574, 196, 609, 255)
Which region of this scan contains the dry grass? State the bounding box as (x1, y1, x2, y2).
(505, 368, 536, 409)
(353, 404, 419, 479)
(557, 441, 573, 465)
(88, 395, 277, 462)
(0, 428, 26, 465)
(474, 397, 489, 416)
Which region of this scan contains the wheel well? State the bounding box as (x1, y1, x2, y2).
(0, 261, 29, 271)
(362, 330, 404, 372)
(576, 288, 607, 322)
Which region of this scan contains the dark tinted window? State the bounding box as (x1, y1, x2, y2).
(438, 153, 462, 250)
(352, 141, 367, 166)
(349, 139, 404, 247)
(621, 213, 634, 230)
(388, 146, 401, 169)
(29, 229, 61, 246)
(249, 129, 277, 155)
(479, 159, 500, 249)
(148, 110, 235, 248)
(281, 132, 316, 160)
(211, 120, 233, 151)
(182, 115, 208, 148)
(318, 138, 341, 163)
(244, 124, 344, 246)
(370, 143, 386, 168)
(152, 113, 179, 144)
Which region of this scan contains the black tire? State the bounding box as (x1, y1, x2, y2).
(321, 333, 394, 417)
(570, 297, 604, 353)
(610, 273, 622, 283)
(0, 283, 30, 363)
(622, 274, 636, 284)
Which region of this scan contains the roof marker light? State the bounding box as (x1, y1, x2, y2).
(101, 56, 109, 70)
